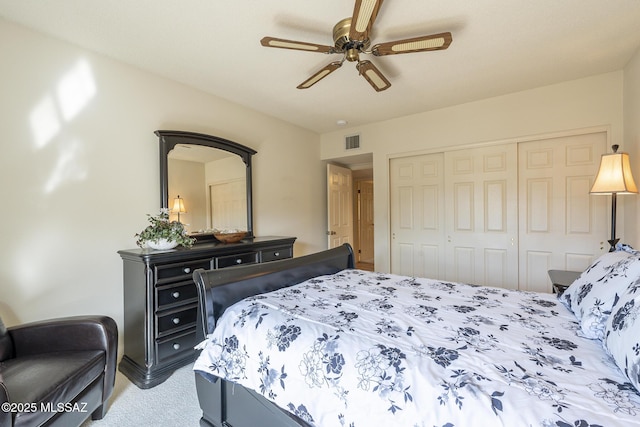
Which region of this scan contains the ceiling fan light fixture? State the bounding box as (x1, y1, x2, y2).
(346, 48, 360, 62)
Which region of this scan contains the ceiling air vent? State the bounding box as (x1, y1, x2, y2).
(345, 134, 360, 150)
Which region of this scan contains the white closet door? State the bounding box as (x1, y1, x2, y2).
(444, 144, 518, 288)
(390, 153, 446, 279)
(518, 133, 608, 293)
(209, 178, 246, 230)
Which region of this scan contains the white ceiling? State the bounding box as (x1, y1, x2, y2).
(2, 0, 640, 134)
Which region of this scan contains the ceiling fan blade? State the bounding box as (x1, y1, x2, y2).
(297, 61, 343, 89)
(372, 32, 452, 56)
(261, 36, 337, 53)
(350, 0, 384, 42)
(356, 60, 391, 92)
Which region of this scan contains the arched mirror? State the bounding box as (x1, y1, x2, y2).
(156, 130, 256, 242)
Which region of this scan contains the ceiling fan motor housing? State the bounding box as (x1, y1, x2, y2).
(333, 18, 370, 61)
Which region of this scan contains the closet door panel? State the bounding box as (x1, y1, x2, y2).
(453, 182, 474, 231)
(390, 153, 445, 279)
(518, 132, 608, 292)
(444, 144, 518, 288)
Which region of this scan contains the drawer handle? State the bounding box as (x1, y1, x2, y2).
(172, 317, 180, 325)
(182, 267, 191, 274)
(172, 291, 180, 299)
(172, 343, 180, 350)
(236, 258, 242, 264)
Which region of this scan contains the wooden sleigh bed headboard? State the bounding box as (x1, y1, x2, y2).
(192, 244, 355, 427)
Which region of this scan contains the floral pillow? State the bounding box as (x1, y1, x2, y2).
(617, 242, 640, 257)
(560, 250, 640, 340)
(603, 279, 640, 392)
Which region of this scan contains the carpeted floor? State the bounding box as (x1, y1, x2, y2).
(82, 363, 202, 426)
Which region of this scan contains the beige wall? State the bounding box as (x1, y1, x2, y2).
(168, 159, 207, 230)
(0, 19, 325, 336)
(624, 47, 640, 245)
(321, 71, 627, 272)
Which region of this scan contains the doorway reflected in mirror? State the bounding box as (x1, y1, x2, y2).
(169, 147, 247, 233)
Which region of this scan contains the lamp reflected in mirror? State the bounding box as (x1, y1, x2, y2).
(590, 144, 638, 251)
(172, 195, 186, 223)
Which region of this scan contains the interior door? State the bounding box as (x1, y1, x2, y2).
(390, 153, 446, 278)
(518, 132, 609, 292)
(444, 144, 518, 288)
(327, 163, 353, 249)
(358, 180, 375, 263)
(209, 178, 246, 230)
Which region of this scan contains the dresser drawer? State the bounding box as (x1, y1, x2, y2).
(155, 258, 212, 284)
(156, 281, 198, 310)
(215, 252, 258, 269)
(261, 245, 293, 262)
(156, 304, 198, 335)
(156, 329, 198, 364)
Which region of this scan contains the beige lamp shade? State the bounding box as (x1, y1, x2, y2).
(172, 196, 186, 214)
(590, 148, 638, 194)
(172, 195, 187, 223)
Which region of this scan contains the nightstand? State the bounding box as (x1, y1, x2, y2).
(547, 269, 581, 296)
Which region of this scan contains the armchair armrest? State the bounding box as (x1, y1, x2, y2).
(9, 315, 118, 400)
(0, 381, 10, 427)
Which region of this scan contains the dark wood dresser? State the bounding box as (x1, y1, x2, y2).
(117, 236, 296, 388)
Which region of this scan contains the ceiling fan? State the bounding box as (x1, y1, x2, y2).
(260, 0, 452, 92)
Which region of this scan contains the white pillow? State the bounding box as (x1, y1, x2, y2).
(560, 250, 640, 340)
(603, 280, 640, 392)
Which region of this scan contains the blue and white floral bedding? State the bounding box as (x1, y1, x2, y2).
(194, 269, 640, 427)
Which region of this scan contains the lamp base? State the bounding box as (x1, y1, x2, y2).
(607, 238, 619, 252)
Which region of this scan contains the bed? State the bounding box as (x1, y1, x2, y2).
(192, 243, 640, 427)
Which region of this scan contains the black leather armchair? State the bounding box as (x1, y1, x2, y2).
(0, 315, 118, 427)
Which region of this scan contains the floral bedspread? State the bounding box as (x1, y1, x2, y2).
(193, 269, 640, 427)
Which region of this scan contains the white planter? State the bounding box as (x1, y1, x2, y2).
(147, 239, 178, 250)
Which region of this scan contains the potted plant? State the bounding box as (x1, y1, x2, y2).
(135, 208, 195, 249)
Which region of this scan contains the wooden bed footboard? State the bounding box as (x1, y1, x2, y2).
(192, 244, 355, 427)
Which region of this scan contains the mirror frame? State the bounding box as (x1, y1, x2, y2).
(156, 130, 257, 239)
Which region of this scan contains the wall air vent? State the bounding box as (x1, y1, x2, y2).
(345, 134, 360, 150)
